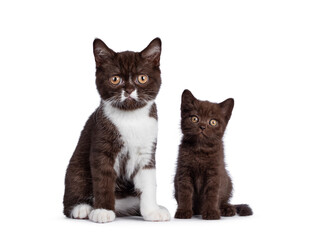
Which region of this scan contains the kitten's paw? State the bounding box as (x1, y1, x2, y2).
(142, 206, 171, 222)
(71, 204, 93, 219)
(88, 209, 116, 223)
(202, 209, 221, 220)
(174, 209, 193, 219)
(220, 204, 236, 217)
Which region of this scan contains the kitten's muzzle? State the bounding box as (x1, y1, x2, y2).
(124, 92, 132, 98)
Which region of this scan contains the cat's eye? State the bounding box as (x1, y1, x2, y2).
(109, 76, 121, 85)
(209, 119, 218, 126)
(137, 75, 149, 84)
(191, 116, 199, 123)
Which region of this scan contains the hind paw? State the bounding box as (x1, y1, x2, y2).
(237, 205, 253, 216)
(220, 205, 236, 217)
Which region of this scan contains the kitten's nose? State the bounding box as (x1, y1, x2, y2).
(125, 88, 134, 94)
(124, 87, 135, 97)
(199, 125, 206, 131)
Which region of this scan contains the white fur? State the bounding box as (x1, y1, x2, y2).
(89, 209, 116, 223)
(115, 197, 140, 214)
(120, 90, 126, 102)
(103, 100, 157, 178)
(120, 89, 138, 102)
(102, 100, 170, 221)
(114, 145, 128, 176)
(70, 204, 93, 219)
(143, 205, 171, 221)
(130, 89, 138, 100)
(134, 169, 170, 221)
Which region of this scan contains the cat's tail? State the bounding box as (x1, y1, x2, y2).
(234, 204, 253, 216)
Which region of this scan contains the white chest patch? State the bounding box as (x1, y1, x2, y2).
(102, 101, 158, 179)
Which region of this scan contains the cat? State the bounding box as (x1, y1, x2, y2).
(174, 90, 253, 220)
(63, 38, 170, 223)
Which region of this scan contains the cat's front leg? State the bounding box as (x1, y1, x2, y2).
(89, 149, 117, 223)
(201, 174, 221, 220)
(174, 169, 194, 219)
(134, 168, 170, 221)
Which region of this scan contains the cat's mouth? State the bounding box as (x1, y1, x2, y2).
(200, 132, 208, 138)
(125, 96, 134, 101)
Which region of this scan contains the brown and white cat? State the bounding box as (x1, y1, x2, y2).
(63, 38, 170, 223)
(174, 90, 252, 220)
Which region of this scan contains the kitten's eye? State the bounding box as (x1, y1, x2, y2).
(137, 75, 149, 84)
(109, 76, 121, 85)
(191, 116, 199, 123)
(209, 119, 218, 126)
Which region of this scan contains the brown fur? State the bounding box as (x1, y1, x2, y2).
(174, 90, 253, 220)
(63, 38, 162, 217)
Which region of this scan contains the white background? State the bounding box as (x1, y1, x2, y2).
(1, 0, 319, 239)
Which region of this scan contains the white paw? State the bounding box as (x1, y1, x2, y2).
(89, 209, 116, 223)
(142, 206, 171, 222)
(71, 204, 93, 219)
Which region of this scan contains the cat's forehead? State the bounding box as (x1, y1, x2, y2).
(194, 100, 220, 116)
(109, 51, 155, 76)
(117, 51, 137, 61)
(115, 51, 139, 71)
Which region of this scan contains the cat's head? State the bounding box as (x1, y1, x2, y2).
(180, 90, 234, 142)
(93, 38, 162, 110)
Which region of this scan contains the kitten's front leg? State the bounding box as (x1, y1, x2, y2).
(201, 173, 221, 220)
(174, 170, 194, 219)
(89, 150, 117, 223)
(134, 168, 170, 221)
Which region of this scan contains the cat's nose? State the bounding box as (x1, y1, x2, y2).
(124, 88, 135, 96)
(199, 125, 206, 131)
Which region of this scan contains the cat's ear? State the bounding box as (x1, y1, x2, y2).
(93, 38, 116, 66)
(140, 38, 162, 66)
(181, 89, 197, 108)
(219, 98, 234, 122)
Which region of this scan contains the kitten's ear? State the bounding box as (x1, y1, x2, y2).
(181, 89, 197, 106)
(219, 98, 234, 122)
(93, 38, 116, 66)
(140, 38, 162, 66)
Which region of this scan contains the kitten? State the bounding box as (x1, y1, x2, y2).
(174, 90, 253, 220)
(63, 38, 170, 223)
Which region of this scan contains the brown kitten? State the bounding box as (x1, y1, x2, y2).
(174, 90, 253, 220)
(63, 38, 170, 223)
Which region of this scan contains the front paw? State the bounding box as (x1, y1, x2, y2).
(142, 206, 171, 222)
(202, 209, 221, 220)
(174, 209, 193, 219)
(71, 204, 93, 219)
(88, 209, 116, 223)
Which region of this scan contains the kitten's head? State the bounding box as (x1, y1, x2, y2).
(93, 38, 162, 110)
(181, 90, 234, 143)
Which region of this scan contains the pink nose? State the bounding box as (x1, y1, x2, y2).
(125, 88, 134, 95)
(124, 88, 135, 97)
